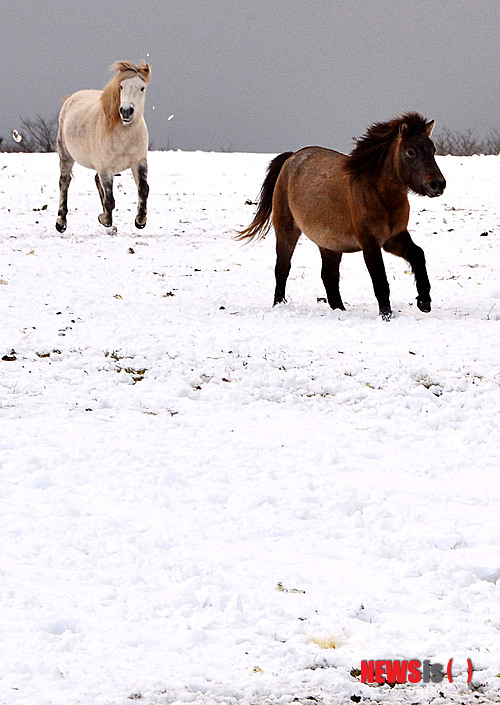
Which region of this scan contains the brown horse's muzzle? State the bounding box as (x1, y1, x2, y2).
(425, 173, 446, 197)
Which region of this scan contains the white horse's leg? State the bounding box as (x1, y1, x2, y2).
(96, 172, 115, 228)
(94, 174, 116, 233)
(95, 173, 105, 210)
(132, 160, 149, 229)
(56, 144, 74, 233)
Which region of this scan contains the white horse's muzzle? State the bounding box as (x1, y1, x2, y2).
(120, 105, 135, 123)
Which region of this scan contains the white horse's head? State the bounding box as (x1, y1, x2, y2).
(101, 61, 151, 130)
(119, 73, 148, 124)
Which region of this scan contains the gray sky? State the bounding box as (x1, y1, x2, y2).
(2, 1, 499, 153)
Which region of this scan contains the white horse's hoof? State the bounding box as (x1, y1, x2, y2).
(97, 215, 117, 234)
(98, 214, 111, 227)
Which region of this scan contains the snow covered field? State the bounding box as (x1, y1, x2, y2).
(1, 150, 499, 705)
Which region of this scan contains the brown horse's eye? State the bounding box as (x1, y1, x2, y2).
(406, 148, 416, 158)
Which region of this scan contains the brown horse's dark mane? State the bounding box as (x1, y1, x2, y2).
(347, 112, 429, 176)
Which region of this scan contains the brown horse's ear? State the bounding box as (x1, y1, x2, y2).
(399, 122, 409, 137)
(425, 119, 435, 136)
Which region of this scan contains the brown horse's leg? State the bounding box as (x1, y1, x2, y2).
(274, 224, 301, 305)
(384, 231, 431, 312)
(96, 172, 115, 227)
(319, 247, 345, 310)
(132, 160, 149, 229)
(361, 238, 392, 320)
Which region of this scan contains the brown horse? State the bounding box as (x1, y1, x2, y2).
(236, 112, 446, 320)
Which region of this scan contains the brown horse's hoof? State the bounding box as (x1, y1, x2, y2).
(135, 218, 147, 229)
(329, 301, 346, 311)
(380, 308, 393, 321)
(55, 221, 67, 233)
(417, 300, 431, 313)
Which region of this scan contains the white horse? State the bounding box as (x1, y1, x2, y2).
(56, 60, 151, 233)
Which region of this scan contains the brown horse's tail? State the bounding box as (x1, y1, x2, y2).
(235, 151, 294, 241)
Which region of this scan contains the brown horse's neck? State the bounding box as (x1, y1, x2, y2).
(371, 142, 409, 213)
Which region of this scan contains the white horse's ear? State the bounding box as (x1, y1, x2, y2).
(425, 119, 435, 136)
(139, 61, 151, 83)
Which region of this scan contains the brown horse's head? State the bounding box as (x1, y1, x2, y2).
(395, 114, 446, 197)
(348, 113, 446, 198)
